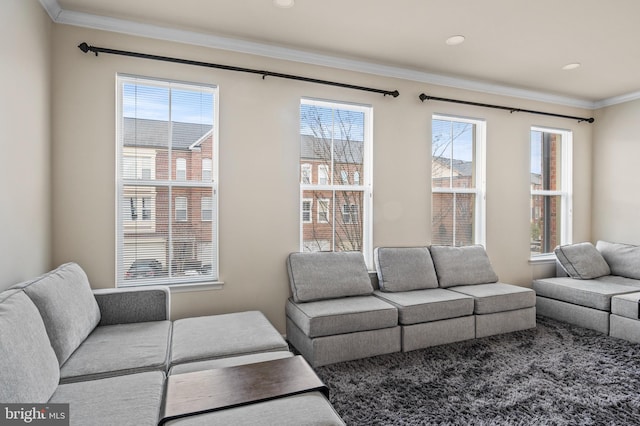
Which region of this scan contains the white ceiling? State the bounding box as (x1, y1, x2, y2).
(44, 0, 640, 108)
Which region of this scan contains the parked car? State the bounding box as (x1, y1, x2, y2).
(125, 259, 165, 279)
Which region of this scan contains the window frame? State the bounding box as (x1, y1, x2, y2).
(301, 198, 313, 223)
(431, 114, 487, 247)
(529, 126, 573, 260)
(116, 74, 219, 288)
(299, 97, 373, 267)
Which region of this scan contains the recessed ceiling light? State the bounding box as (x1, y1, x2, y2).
(562, 63, 581, 70)
(445, 35, 465, 46)
(274, 0, 295, 8)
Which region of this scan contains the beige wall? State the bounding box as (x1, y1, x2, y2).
(592, 99, 640, 244)
(0, 1, 52, 290)
(51, 24, 594, 332)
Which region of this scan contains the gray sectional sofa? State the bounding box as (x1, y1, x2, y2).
(534, 240, 640, 343)
(0, 262, 344, 425)
(286, 245, 536, 367)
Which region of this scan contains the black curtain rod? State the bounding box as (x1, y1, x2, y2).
(77, 42, 400, 98)
(419, 93, 594, 123)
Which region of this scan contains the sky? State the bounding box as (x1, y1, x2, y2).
(123, 84, 214, 125)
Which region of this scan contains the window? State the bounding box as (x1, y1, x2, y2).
(176, 158, 187, 180)
(116, 75, 218, 287)
(317, 199, 330, 223)
(431, 115, 486, 247)
(299, 98, 373, 265)
(202, 158, 212, 182)
(342, 204, 359, 224)
(141, 197, 152, 220)
(340, 170, 349, 184)
(530, 127, 572, 257)
(301, 164, 312, 184)
(318, 165, 329, 185)
(201, 197, 212, 221)
(302, 199, 312, 223)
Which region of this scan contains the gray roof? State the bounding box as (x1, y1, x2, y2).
(300, 134, 364, 164)
(123, 117, 212, 150)
(433, 156, 473, 176)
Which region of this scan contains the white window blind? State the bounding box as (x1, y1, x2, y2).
(299, 98, 373, 266)
(116, 75, 218, 287)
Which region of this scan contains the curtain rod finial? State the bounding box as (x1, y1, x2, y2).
(388, 90, 400, 98)
(419, 93, 428, 102)
(78, 42, 98, 56)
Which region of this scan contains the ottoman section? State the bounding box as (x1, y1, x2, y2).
(170, 311, 288, 368)
(286, 296, 400, 367)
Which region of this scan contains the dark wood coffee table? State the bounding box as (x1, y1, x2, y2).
(159, 355, 328, 424)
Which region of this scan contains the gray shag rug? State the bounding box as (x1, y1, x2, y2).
(314, 317, 640, 425)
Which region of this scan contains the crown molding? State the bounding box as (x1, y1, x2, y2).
(593, 91, 640, 109)
(41, 0, 638, 110)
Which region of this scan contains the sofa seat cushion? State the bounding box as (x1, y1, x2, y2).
(611, 292, 640, 320)
(374, 247, 439, 292)
(287, 252, 373, 303)
(0, 290, 60, 403)
(169, 351, 293, 375)
(597, 240, 640, 280)
(286, 296, 397, 338)
(170, 311, 288, 367)
(533, 276, 640, 311)
(13, 263, 101, 365)
(555, 242, 611, 279)
(163, 391, 344, 426)
(449, 283, 535, 314)
(373, 289, 474, 325)
(50, 371, 164, 426)
(59, 320, 171, 383)
(430, 245, 499, 288)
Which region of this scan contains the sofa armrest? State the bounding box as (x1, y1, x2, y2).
(93, 286, 170, 326)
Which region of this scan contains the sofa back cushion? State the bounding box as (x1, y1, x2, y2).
(554, 242, 610, 279)
(287, 252, 373, 303)
(14, 263, 101, 365)
(596, 241, 640, 280)
(374, 247, 439, 292)
(0, 290, 60, 403)
(430, 245, 499, 288)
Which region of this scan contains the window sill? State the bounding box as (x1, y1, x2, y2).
(528, 254, 557, 264)
(168, 281, 224, 293)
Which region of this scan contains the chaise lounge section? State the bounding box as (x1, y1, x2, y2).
(534, 240, 640, 341)
(1, 262, 344, 425)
